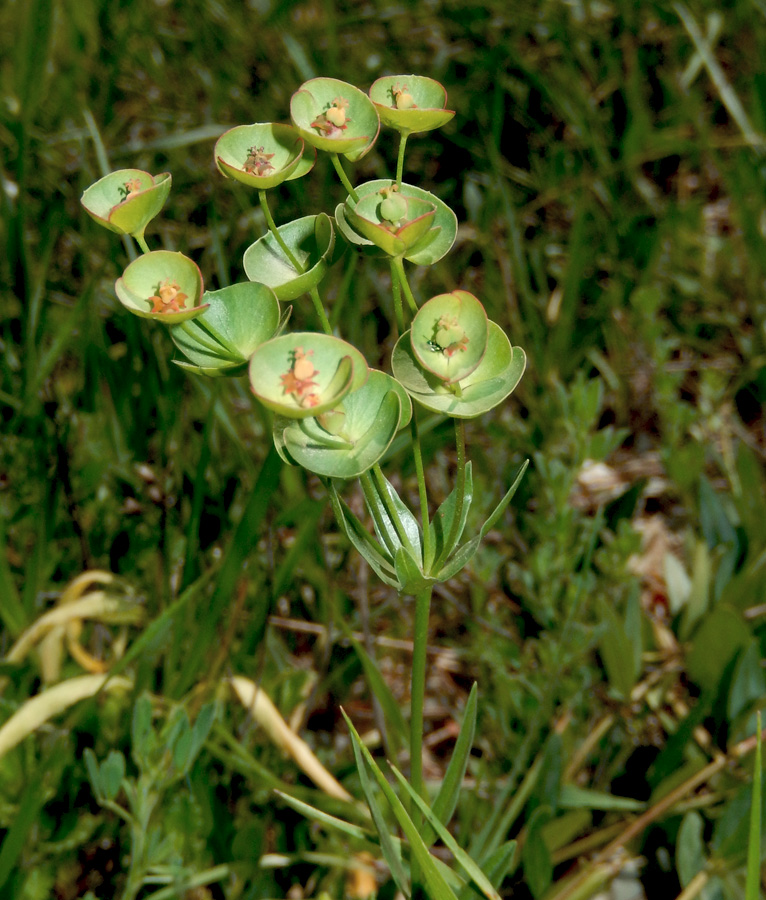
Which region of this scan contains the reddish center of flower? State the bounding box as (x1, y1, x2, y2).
(311, 97, 351, 137)
(433, 315, 469, 357)
(280, 347, 321, 408)
(119, 178, 144, 201)
(148, 279, 188, 314)
(392, 84, 416, 110)
(243, 146, 276, 176)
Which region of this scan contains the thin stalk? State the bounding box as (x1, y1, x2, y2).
(410, 413, 432, 570)
(389, 258, 405, 335)
(371, 464, 418, 561)
(432, 418, 466, 572)
(330, 154, 359, 202)
(258, 190, 304, 273)
(392, 256, 418, 316)
(395, 132, 409, 189)
(134, 233, 151, 254)
(309, 286, 333, 335)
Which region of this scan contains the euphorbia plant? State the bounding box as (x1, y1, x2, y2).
(81, 74, 527, 900)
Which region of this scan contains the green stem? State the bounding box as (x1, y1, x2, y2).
(433, 418, 467, 573)
(410, 585, 432, 803)
(259, 190, 304, 273)
(134, 232, 151, 254)
(411, 412, 432, 570)
(309, 286, 333, 335)
(330, 154, 359, 203)
(395, 132, 409, 189)
(389, 258, 405, 335)
(392, 256, 418, 316)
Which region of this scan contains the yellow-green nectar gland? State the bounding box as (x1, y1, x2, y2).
(118, 178, 143, 201)
(392, 84, 416, 110)
(243, 146, 275, 176)
(279, 347, 321, 408)
(433, 314, 469, 357)
(148, 279, 188, 314)
(379, 185, 408, 230)
(311, 97, 351, 137)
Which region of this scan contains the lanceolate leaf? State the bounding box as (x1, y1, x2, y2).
(428, 683, 478, 843)
(344, 712, 411, 898)
(390, 764, 502, 900)
(326, 482, 399, 587)
(426, 462, 473, 572)
(343, 712, 460, 900)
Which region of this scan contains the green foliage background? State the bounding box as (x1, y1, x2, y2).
(2, 1, 766, 898)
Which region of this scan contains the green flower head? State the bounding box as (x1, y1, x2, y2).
(81, 169, 171, 239)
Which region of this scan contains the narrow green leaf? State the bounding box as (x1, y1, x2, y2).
(677, 811, 707, 888)
(344, 711, 461, 900)
(521, 806, 553, 899)
(427, 683, 478, 844)
(479, 460, 529, 539)
(597, 596, 636, 700)
(426, 462, 474, 572)
(83, 747, 103, 801)
(327, 481, 399, 587)
(131, 694, 154, 771)
(274, 791, 373, 841)
(390, 765, 501, 900)
(343, 711, 410, 897)
(746, 711, 762, 900)
(100, 750, 126, 802)
(368, 468, 422, 561)
(559, 783, 643, 812)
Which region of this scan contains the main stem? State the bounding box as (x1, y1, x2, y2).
(410, 586, 432, 803)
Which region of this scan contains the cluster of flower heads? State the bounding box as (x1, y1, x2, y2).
(80, 75, 526, 479)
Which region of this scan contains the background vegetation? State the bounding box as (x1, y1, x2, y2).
(2, 0, 766, 898)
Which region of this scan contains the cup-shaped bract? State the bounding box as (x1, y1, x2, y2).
(214, 123, 315, 190)
(169, 282, 281, 376)
(336, 180, 457, 266)
(290, 78, 380, 162)
(243, 214, 339, 301)
(115, 250, 206, 323)
(369, 75, 455, 135)
(273, 370, 412, 478)
(392, 321, 527, 419)
(248, 332, 368, 419)
(343, 185, 436, 258)
(411, 291, 488, 384)
(81, 169, 171, 238)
